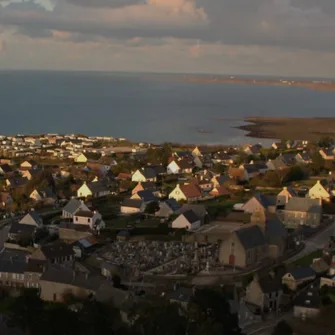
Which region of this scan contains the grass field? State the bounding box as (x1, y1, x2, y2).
(291, 249, 323, 266)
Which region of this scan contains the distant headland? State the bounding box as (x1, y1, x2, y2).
(174, 76, 335, 92)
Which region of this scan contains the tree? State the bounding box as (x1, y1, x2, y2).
(285, 166, 306, 183)
(272, 320, 293, 335)
(318, 136, 334, 148)
(187, 289, 242, 335)
(130, 296, 187, 335)
(144, 201, 160, 214)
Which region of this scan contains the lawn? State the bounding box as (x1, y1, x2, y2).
(291, 249, 323, 266)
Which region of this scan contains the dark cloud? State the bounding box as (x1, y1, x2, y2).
(0, 0, 334, 52)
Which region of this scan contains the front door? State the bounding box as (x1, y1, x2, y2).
(229, 254, 235, 265)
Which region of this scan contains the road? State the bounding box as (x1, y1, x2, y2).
(285, 220, 335, 264)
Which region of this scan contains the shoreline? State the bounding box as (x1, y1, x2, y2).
(234, 117, 335, 141)
(173, 76, 335, 92)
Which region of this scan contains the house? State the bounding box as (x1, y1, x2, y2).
(73, 210, 105, 230)
(267, 153, 296, 170)
(8, 222, 38, 243)
(310, 258, 329, 275)
(245, 273, 283, 312)
(132, 167, 158, 182)
(20, 160, 38, 170)
(244, 144, 263, 156)
(277, 186, 297, 207)
(282, 267, 316, 291)
(172, 210, 201, 231)
(167, 159, 194, 175)
(0, 192, 13, 209)
(219, 225, 267, 268)
(30, 187, 57, 204)
(178, 204, 209, 225)
(77, 181, 110, 198)
(131, 181, 158, 196)
(192, 146, 216, 157)
(211, 175, 230, 188)
(0, 249, 28, 288)
(0, 164, 13, 175)
(319, 149, 335, 160)
(115, 173, 132, 181)
(228, 167, 248, 181)
(31, 242, 74, 265)
(155, 199, 181, 217)
(120, 199, 144, 214)
(209, 186, 231, 197)
(293, 283, 321, 319)
(6, 176, 28, 188)
(130, 190, 157, 203)
(24, 259, 45, 289)
(19, 210, 43, 227)
(308, 180, 331, 201)
(283, 197, 322, 229)
(295, 152, 312, 164)
(169, 183, 202, 202)
(212, 152, 234, 165)
(242, 193, 277, 214)
(62, 199, 90, 219)
(272, 142, 287, 150)
(74, 152, 101, 163)
(39, 265, 101, 302)
(21, 168, 42, 180)
(173, 151, 193, 159)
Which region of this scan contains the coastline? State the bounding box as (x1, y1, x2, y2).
(173, 76, 335, 92)
(235, 117, 335, 141)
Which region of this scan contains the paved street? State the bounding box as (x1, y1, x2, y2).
(285, 220, 335, 264)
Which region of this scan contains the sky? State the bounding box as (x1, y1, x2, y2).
(0, 0, 335, 76)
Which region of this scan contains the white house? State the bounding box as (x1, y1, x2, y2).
(277, 186, 297, 207)
(172, 210, 201, 231)
(308, 180, 331, 201)
(120, 199, 144, 214)
(19, 210, 43, 228)
(169, 184, 202, 202)
(30, 189, 43, 202)
(73, 210, 105, 230)
(167, 160, 194, 175)
(131, 167, 157, 182)
(62, 199, 90, 219)
(77, 181, 110, 198)
(74, 153, 88, 163)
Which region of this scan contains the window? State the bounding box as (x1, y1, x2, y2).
(88, 219, 91, 223)
(307, 292, 313, 296)
(75, 217, 78, 221)
(53, 293, 57, 302)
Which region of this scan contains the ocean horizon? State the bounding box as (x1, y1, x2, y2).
(2, 70, 335, 145)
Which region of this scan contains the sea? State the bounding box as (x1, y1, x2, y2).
(1, 70, 335, 146)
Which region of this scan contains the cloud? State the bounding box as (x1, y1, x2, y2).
(0, 0, 57, 11)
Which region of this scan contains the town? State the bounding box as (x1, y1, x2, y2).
(0, 133, 335, 334)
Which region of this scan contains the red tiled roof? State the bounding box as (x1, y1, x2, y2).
(180, 183, 202, 199)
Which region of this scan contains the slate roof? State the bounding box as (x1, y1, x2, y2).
(287, 267, 316, 280)
(40, 242, 74, 260)
(9, 222, 36, 236)
(294, 284, 321, 309)
(254, 193, 277, 208)
(122, 199, 143, 209)
(19, 210, 42, 225)
(40, 265, 101, 291)
(178, 204, 207, 218)
(265, 216, 287, 242)
(0, 164, 12, 173)
(136, 190, 158, 202)
(182, 210, 200, 224)
(164, 199, 181, 212)
(176, 159, 194, 170)
(7, 177, 28, 187)
(139, 167, 157, 179)
(25, 259, 46, 274)
(0, 249, 29, 274)
(87, 181, 109, 194)
(285, 198, 322, 214)
(220, 212, 251, 224)
(235, 225, 266, 250)
(63, 199, 84, 215)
